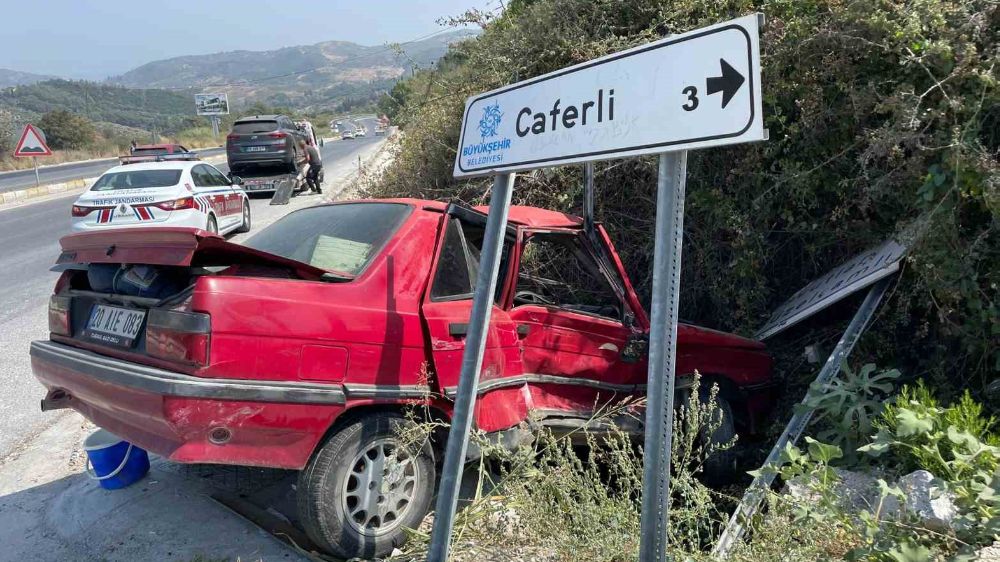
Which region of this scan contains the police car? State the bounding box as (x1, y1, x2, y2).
(71, 156, 251, 235)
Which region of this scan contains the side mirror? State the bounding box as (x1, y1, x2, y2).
(620, 333, 649, 363)
(229, 175, 244, 185)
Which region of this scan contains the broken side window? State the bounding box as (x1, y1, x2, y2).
(513, 232, 621, 320)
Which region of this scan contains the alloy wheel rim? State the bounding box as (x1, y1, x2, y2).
(341, 438, 419, 537)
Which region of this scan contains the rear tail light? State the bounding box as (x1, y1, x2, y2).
(48, 295, 71, 337)
(72, 205, 96, 217)
(146, 308, 210, 366)
(268, 132, 286, 139)
(153, 197, 195, 211)
(226, 133, 238, 141)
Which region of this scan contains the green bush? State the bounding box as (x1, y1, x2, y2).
(863, 384, 1000, 545)
(37, 109, 96, 150)
(367, 0, 999, 402)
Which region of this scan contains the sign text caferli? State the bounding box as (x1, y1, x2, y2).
(430, 14, 765, 562)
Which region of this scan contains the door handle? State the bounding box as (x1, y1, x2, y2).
(448, 323, 468, 337)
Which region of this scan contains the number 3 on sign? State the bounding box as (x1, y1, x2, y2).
(682, 86, 699, 111)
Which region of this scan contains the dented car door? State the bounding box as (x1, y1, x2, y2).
(420, 206, 527, 432)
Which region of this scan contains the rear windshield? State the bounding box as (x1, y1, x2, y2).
(232, 120, 279, 134)
(91, 170, 182, 191)
(244, 203, 412, 276)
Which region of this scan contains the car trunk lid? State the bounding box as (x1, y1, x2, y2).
(57, 227, 331, 281)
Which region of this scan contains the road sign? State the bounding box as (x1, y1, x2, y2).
(13, 124, 52, 157)
(195, 93, 229, 116)
(453, 13, 763, 178)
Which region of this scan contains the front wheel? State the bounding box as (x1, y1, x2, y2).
(700, 393, 738, 484)
(298, 413, 435, 559)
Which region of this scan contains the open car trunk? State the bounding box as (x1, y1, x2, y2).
(56, 227, 330, 280)
(51, 227, 339, 371)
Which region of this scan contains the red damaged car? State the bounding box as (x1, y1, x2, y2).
(32, 199, 774, 558)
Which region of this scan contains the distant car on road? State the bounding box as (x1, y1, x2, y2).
(226, 115, 306, 175)
(374, 124, 387, 135)
(71, 160, 250, 236)
(340, 129, 355, 140)
(354, 126, 366, 137)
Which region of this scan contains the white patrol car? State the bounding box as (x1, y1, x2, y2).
(71, 160, 251, 235)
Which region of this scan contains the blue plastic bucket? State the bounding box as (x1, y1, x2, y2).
(84, 429, 150, 490)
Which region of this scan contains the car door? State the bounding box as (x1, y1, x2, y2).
(505, 228, 647, 419)
(205, 164, 243, 229)
(191, 164, 230, 229)
(420, 206, 526, 433)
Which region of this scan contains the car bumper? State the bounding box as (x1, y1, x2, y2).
(71, 209, 203, 232)
(30, 340, 345, 469)
(227, 149, 291, 165)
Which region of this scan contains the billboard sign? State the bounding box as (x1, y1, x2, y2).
(195, 93, 229, 116)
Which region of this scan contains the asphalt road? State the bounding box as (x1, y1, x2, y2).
(0, 147, 226, 194)
(0, 121, 382, 460)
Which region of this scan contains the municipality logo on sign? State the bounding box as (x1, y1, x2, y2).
(462, 100, 511, 168)
(478, 102, 503, 140)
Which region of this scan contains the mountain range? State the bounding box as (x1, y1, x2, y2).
(0, 69, 60, 88)
(109, 29, 477, 109)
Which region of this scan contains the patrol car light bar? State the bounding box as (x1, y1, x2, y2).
(119, 152, 201, 165)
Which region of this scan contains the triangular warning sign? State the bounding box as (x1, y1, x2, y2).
(13, 124, 52, 157)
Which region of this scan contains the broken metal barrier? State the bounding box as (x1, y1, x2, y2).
(713, 239, 907, 557)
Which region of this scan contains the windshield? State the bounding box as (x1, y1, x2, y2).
(232, 120, 278, 134)
(244, 203, 412, 276)
(91, 169, 182, 190)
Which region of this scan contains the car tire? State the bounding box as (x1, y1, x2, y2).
(700, 392, 738, 484)
(297, 413, 435, 560)
(206, 215, 218, 235)
(234, 200, 251, 233)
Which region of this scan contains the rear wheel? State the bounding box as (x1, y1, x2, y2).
(298, 413, 435, 559)
(234, 200, 251, 233)
(206, 215, 218, 235)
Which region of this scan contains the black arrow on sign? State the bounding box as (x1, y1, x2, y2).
(705, 58, 745, 109)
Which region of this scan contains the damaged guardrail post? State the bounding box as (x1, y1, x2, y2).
(714, 268, 898, 557)
(639, 151, 688, 561)
(427, 172, 515, 562)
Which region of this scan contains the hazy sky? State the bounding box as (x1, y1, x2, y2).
(0, 0, 487, 80)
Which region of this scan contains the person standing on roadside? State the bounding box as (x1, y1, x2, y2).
(305, 141, 322, 194)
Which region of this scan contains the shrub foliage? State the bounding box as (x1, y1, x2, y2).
(367, 0, 999, 399)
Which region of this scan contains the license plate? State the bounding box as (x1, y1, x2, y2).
(245, 146, 267, 152)
(83, 304, 146, 347)
(246, 182, 273, 191)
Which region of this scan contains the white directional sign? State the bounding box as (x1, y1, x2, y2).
(453, 13, 764, 178)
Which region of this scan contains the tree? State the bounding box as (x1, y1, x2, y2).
(37, 109, 96, 150)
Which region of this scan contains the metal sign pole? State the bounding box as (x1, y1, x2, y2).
(33, 156, 40, 187)
(211, 116, 220, 139)
(427, 172, 516, 562)
(639, 150, 688, 562)
(583, 162, 595, 233)
(713, 277, 892, 557)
